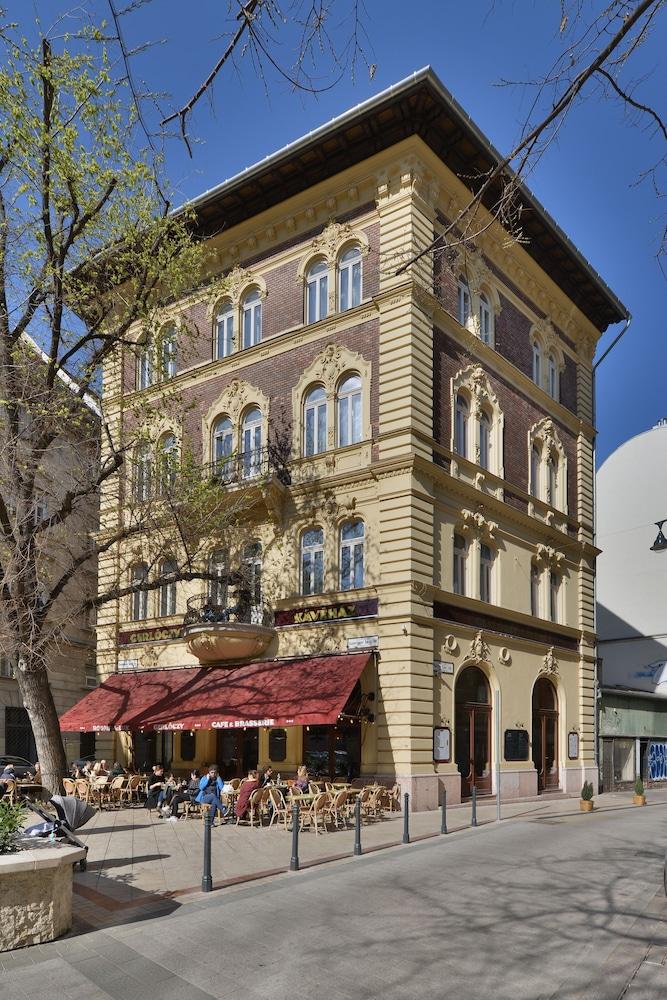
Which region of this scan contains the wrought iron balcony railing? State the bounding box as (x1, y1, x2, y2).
(183, 592, 274, 629)
(202, 447, 291, 488)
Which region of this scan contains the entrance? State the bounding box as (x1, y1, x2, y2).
(532, 677, 559, 792)
(302, 682, 362, 779)
(216, 729, 258, 778)
(455, 666, 492, 798)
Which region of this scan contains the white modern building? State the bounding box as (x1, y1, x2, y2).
(597, 418, 667, 789)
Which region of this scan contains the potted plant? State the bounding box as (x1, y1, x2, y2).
(0, 800, 25, 855)
(580, 780, 594, 812)
(633, 777, 646, 806)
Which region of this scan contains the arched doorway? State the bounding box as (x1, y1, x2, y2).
(455, 666, 492, 799)
(532, 677, 559, 792)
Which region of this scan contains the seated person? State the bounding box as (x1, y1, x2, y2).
(110, 761, 125, 777)
(291, 765, 309, 793)
(158, 772, 179, 812)
(0, 763, 15, 796)
(195, 766, 228, 822)
(259, 766, 274, 788)
(144, 764, 166, 811)
(234, 769, 260, 820)
(168, 769, 200, 819)
(31, 762, 41, 784)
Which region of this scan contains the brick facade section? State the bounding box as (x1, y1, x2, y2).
(433, 327, 577, 513)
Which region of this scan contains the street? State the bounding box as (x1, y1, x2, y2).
(2, 802, 667, 999)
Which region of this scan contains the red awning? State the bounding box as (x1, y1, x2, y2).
(59, 652, 371, 733)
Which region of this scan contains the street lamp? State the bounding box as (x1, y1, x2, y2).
(650, 520, 667, 552)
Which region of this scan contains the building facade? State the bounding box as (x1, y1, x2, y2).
(597, 419, 667, 790)
(76, 70, 626, 808)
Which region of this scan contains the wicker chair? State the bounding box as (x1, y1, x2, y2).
(326, 787, 352, 829)
(74, 778, 91, 803)
(0, 779, 16, 804)
(62, 778, 76, 797)
(268, 786, 290, 829)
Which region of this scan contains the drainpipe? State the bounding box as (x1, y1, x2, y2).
(591, 315, 632, 777)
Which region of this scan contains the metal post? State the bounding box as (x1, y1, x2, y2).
(289, 803, 300, 871)
(201, 810, 213, 892)
(402, 792, 410, 844)
(440, 790, 447, 835)
(471, 785, 478, 827)
(353, 797, 362, 856)
(495, 687, 502, 823)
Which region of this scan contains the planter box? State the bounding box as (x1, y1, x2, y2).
(633, 794, 647, 806)
(579, 799, 594, 812)
(0, 844, 85, 951)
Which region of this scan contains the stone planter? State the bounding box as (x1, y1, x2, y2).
(580, 799, 594, 812)
(0, 843, 85, 951)
(633, 794, 647, 806)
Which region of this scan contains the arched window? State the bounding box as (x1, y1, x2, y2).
(242, 542, 262, 621)
(454, 394, 469, 458)
(547, 354, 558, 400)
(340, 520, 364, 591)
(304, 386, 327, 456)
(530, 443, 541, 498)
(161, 325, 177, 380)
(242, 289, 262, 349)
(453, 533, 467, 596)
(532, 340, 542, 387)
(306, 259, 328, 324)
(337, 374, 362, 447)
(137, 339, 153, 390)
(159, 558, 177, 617)
(212, 416, 234, 479)
(479, 292, 493, 345)
(338, 246, 362, 312)
(241, 408, 262, 479)
(479, 544, 494, 604)
(134, 443, 152, 502)
(547, 453, 558, 506)
(530, 565, 540, 617)
(549, 571, 561, 623)
(457, 279, 471, 328)
(208, 548, 228, 606)
(215, 302, 234, 359)
(478, 410, 492, 471)
(301, 527, 324, 595)
(130, 563, 148, 621)
(158, 434, 178, 495)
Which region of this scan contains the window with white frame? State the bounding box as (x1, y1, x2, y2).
(242, 289, 262, 349)
(212, 416, 234, 478)
(301, 527, 324, 595)
(137, 339, 153, 390)
(306, 259, 329, 324)
(134, 443, 153, 501)
(337, 374, 362, 447)
(158, 434, 178, 495)
(453, 533, 467, 596)
(546, 452, 559, 506)
(479, 544, 494, 604)
(530, 565, 540, 617)
(532, 340, 542, 387)
(161, 325, 177, 380)
(457, 279, 471, 328)
(338, 246, 362, 311)
(547, 354, 558, 400)
(454, 394, 469, 459)
(208, 548, 229, 606)
(528, 421, 567, 513)
(130, 563, 148, 621)
(479, 292, 493, 345)
(304, 385, 328, 456)
(215, 302, 234, 359)
(530, 443, 541, 498)
(159, 558, 177, 617)
(478, 410, 492, 471)
(242, 542, 262, 620)
(340, 520, 364, 591)
(242, 408, 262, 478)
(549, 571, 561, 623)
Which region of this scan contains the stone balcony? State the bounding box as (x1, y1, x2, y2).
(182, 594, 276, 664)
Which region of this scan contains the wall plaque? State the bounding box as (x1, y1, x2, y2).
(275, 597, 378, 628)
(568, 732, 579, 760)
(347, 635, 379, 651)
(433, 726, 451, 763)
(433, 660, 454, 675)
(504, 729, 529, 762)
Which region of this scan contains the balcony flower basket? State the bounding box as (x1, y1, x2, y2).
(633, 777, 646, 806)
(580, 780, 594, 812)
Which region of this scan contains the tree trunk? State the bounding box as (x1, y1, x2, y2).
(14, 660, 66, 797)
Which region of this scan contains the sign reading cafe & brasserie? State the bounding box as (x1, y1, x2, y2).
(274, 598, 378, 628)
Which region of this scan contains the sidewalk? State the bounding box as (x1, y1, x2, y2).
(68, 786, 667, 931)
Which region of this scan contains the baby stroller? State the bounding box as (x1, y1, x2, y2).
(23, 795, 95, 871)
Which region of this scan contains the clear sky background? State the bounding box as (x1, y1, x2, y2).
(30, 1, 667, 466)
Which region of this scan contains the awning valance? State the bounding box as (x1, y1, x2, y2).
(58, 652, 372, 733)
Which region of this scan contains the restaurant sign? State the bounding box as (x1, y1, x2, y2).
(117, 623, 184, 647)
(275, 598, 378, 628)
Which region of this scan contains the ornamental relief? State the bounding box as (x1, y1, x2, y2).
(206, 266, 266, 319)
(453, 365, 500, 417)
(540, 647, 559, 676)
(308, 221, 369, 265)
(535, 544, 565, 569)
(529, 416, 564, 456)
(467, 630, 491, 664)
(459, 508, 498, 541)
(201, 378, 270, 439)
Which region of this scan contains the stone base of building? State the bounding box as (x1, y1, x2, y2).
(0, 844, 86, 951)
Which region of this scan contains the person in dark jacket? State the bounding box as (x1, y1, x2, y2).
(235, 770, 261, 820)
(168, 769, 200, 820)
(144, 764, 166, 811)
(195, 766, 228, 823)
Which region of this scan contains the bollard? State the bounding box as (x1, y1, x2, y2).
(289, 803, 300, 871)
(440, 790, 447, 835)
(471, 785, 478, 828)
(353, 797, 362, 856)
(402, 792, 410, 844)
(201, 809, 213, 892)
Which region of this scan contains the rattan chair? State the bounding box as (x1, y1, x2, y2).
(62, 778, 76, 797)
(74, 778, 91, 803)
(268, 786, 290, 829)
(1, 778, 16, 804)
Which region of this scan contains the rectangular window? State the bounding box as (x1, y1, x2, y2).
(180, 731, 196, 761)
(549, 572, 560, 623)
(216, 311, 234, 359)
(0, 656, 14, 678)
(453, 534, 466, 596)
(480, 544, 493, 604)
(531, 567, 540, 617)
(457, 281, 470, 327)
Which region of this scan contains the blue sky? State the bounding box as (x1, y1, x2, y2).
(32, 1, 666, 464)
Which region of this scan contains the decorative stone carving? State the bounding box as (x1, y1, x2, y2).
(535, 544, 565, 569)
(540, 646, 559, 676)
(310, 220, 367, 262)
(201, 378, 270, 456)
(498, 647, 512, 666)
(444, 634, 459, 654)
(468, 630, 490, 664)
(460, 508, 498, 540)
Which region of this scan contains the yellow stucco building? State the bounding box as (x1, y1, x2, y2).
(67, 70, 627, 809)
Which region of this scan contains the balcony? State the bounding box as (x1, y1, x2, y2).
(202, 447, 291, 488)
(182, 594, 276, 664)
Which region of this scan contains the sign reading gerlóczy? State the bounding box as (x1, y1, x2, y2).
(117, 623, 184, 646)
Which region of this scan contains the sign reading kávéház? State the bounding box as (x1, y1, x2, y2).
(275, 598, 378, 628)
(117, 623, 184, 646)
